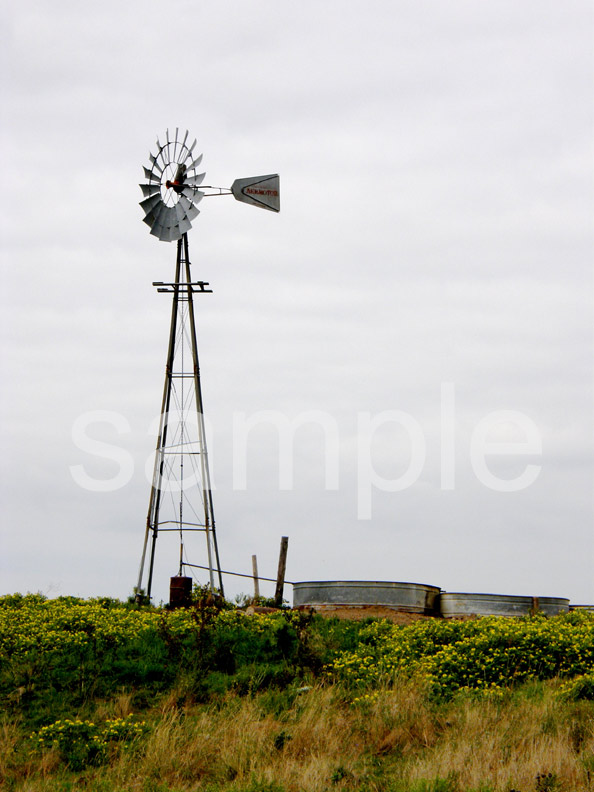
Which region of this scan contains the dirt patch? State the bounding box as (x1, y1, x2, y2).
(293, 604, 435, 624)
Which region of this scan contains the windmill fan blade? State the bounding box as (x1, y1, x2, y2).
(150, 203, 169, 230)
(184, 172, 205, 187)
(178, 217, 192, 235)
(177, 195, 199, 221)
(143, 166, 161, 183)
(140, 193, 162, 214)
(173, 202, 195, 235)
(143, 209, 161, 229)
(181, 186, 204, 203)
(140, 183, 161, 198)
(148, 154, 163, 173)
(187, 153, 203, 170)
(161, 206, 176, 229)
(150, 209, 181, 241)
(177, 195, 197, 219)
(178, 195, 191, 211)
(161, 223, 182, 243)
(144, 205, 170, 232)
(173, 127, 179, 160)
(174, 202, 188, 222)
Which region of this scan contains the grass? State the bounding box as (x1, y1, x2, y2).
(3, 680, 594, 791)
(2, 594, 594, 791)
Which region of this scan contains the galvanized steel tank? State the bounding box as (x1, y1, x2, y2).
(439, 592, 570, 618)
(292, 580, 440, 614)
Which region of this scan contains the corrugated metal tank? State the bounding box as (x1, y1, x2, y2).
(293, 580, 440, 614)
(439, 592, 570, 618)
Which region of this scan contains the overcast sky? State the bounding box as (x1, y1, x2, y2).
(1, 0, 593, 606)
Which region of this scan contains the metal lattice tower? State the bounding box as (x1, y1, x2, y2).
(135, 233, 223, 600)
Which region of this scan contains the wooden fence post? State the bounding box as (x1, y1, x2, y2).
(274, 536, 289, 608)
(252, 555, 260, 601)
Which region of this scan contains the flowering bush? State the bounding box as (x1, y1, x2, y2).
(326, 612, 594, 698)
(0, 594, 304, 660)
(5, 593, 592, 713)
(557, 671, 594, 701)
(0, 594, 159, 657)
(0, 594, 306, 721)
(29, 714, 147, 769)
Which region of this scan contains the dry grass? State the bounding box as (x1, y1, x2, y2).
(6, 680, 594, 792)
(405, 690, 594, 790)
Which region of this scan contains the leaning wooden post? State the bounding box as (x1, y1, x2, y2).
(252, 555, 260, 601)
(274, 536, 289, 608)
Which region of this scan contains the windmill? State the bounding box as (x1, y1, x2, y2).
(135, 128, 279, 604)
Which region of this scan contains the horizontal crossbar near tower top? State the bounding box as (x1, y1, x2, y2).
(153, 280, 212, 293)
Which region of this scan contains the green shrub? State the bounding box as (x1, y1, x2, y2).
(29, 714, 147, 770)
(558, 672, 594, 701)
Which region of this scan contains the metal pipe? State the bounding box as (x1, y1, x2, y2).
(183, 561, 294, 586)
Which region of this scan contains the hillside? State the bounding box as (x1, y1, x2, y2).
(1, 593, 594, 791)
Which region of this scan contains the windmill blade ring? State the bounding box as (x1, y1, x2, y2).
(139, 129, 204, 242)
